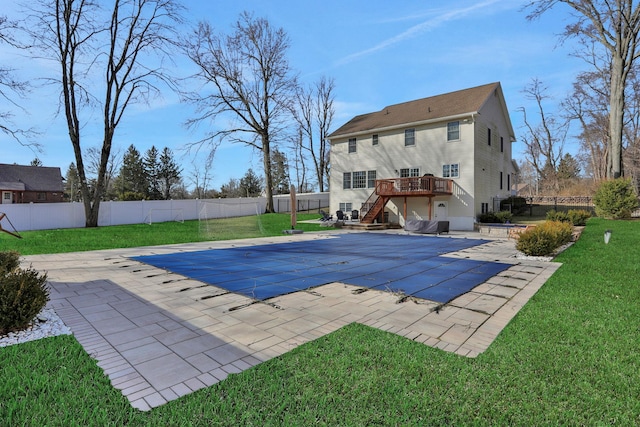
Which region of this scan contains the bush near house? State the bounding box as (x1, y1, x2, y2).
(516, 220, 573, 256)
(593, 178, 638, 219)
(477, 210, 513, 224)
(0, 251, 49, 335)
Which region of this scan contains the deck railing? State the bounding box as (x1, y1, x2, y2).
(375, 177, 453, 196)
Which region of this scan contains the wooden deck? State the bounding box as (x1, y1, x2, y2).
(359, 177, 453, 224)
(375, 177, 453, 197)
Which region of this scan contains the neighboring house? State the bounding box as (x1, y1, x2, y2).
(0, 163, 65, 204)
(328, 82, 516, 231)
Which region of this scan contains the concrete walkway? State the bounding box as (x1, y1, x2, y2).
(26, 230, 561, 411)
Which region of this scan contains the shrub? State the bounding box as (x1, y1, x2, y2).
(0, 252, 49, 335)
(567, 209, 591, 226)
(546, 209, 570, 223)
(477, 212, 498, 223)
(0, 250, 20, 275)
(516, 220, 573, 256)
(494, 210, 513, 224)
(593, 178, 638, 219)
(477, 211, 512, 224)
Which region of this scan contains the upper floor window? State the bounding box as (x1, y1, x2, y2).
(372, 134, 379, 146)
(487, 128, 492, 146)
(442, 163, 459, 178)
(367, 170, 377, 188)
(447, 121, 460, 141)
(400, 167, 420, 177)
(404, 128, 415, 146)
(353, 171, 367, 189)
(348, 138, 357, 153)
(500, 136, 504, 153)
(343, 172, 351, 189)
(500, 171, 503, 189)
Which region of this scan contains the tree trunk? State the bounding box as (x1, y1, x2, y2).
(610, 56, 626, 178)
(262, 134, 275, 213)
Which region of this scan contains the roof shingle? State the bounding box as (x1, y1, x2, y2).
(0, 164, 64, 192)
(329, 82, 501, 138)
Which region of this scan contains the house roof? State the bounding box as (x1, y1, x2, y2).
(329, 82, 514, 139)
(0, 163, 64, 192)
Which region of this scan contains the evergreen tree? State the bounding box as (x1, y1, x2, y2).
(239, 168, 263, 197)
(144, 146, 162, 200)
(158, 147, 181, 199)
(557, 153, 581, 180)
(119, 145, 147, 199)
(270, 148, 290, 195)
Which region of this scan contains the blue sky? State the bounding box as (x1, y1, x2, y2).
(1, 0, 583, 190)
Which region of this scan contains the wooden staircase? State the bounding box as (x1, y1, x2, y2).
(360, 192, 389, 224)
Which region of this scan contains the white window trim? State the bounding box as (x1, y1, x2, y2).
(443, 163, 460, 178)
(447, 121, 460, 142)
(404, 128, 415, 146)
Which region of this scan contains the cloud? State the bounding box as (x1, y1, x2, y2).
(336, 0, 507, 66)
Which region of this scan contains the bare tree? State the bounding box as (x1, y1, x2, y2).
(293, 76, 335, 192)
(24, 0, 182, 227)
(188, 159, 213, 199)
(184, 12, 298, 213)
(518, 79, 569, 193)
(525, 0, 640, 179)
(0, 15, 37, 146)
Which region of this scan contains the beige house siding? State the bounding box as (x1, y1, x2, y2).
(329, 83, 515, 231)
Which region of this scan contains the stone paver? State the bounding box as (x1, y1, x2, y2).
(26, 230, 561, 410)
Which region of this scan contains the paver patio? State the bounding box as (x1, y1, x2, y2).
(25, 230, 561, 411)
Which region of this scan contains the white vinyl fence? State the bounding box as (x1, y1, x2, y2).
(0, 192, 329, 232)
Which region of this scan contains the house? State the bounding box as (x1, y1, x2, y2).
(328, 82, 516, 231)
(0, 163, 65, 204)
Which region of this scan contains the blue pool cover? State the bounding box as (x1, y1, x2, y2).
(132, 234, 511, 304)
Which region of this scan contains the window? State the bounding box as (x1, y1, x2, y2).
(404, 128, 415, 146)
(481, 202, 489, 214)
(500, 136, 504, 153)
(339, 202, 352, 212)
(343, 172, 351, 189)
(353, 171, 367, 189)
(507, 174, 511, 191)
(447, 121, 460, 141)
(500, 171, 503, 190)
(400, 168, 420, 177)
(367, 170, 377, 188)
(348, 138, 357, 153)
(37, 192, 46, 201)
(487, 127, 492, 146)
(372, 134, 379, 146)
(3, 192, 10, 201)
(442, 163, 459, 178)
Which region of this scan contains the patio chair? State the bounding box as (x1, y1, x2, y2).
(319, 210, 333, 221)
(351, 210, 359, 221)
(336, 210, 349, 221)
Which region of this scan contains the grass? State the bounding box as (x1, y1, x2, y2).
(1, 217, 639, 425)
(0, 213, 327, 255)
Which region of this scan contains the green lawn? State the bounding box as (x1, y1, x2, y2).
(1, 217, 639, 425)
(0, 213, 327, 255)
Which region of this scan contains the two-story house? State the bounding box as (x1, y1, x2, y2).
(328, 82, 516, 231)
